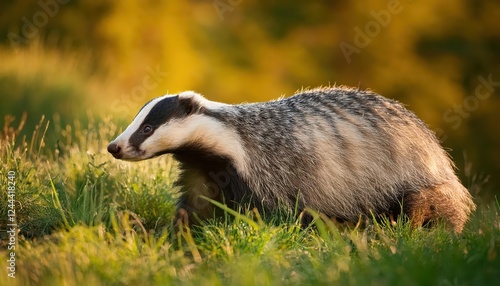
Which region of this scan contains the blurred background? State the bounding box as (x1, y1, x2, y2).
(0, 0, 498, 198)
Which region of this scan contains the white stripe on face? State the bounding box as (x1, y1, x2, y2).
(109, 94, 175, 157)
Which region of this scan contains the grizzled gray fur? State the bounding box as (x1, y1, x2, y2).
(108, 87, 475, 232)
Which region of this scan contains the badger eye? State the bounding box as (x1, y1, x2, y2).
(141, 125, 153, 134)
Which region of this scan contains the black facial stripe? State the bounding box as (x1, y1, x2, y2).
(128, 95, 188, 150)
(144, 96, 186, 126)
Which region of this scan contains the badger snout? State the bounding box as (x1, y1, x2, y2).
(107, 142, 122, 159)
(107, 141, 146, 161)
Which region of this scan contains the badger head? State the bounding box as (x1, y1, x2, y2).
(107, 91, 224, 161)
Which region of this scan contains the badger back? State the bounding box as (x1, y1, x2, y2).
(205, 88, 465, 220)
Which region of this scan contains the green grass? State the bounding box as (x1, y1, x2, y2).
(1, 116, 499, 286)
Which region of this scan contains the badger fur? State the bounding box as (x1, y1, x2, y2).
(108, 87, 475, 232)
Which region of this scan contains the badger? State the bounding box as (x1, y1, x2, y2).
(107, 87, 475, 232)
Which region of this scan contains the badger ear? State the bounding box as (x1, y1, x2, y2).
(178, 95, 203, 115)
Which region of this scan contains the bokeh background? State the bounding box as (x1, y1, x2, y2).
(1, 0, 499, 198)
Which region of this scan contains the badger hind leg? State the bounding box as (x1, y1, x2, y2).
(403, 181, 475, 233)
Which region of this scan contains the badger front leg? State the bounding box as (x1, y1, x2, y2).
(175, 168, 223, 226)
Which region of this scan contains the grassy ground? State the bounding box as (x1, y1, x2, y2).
(0, 116, 499, 286)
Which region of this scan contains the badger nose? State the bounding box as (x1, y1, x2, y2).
(107, 142, 121, 156)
